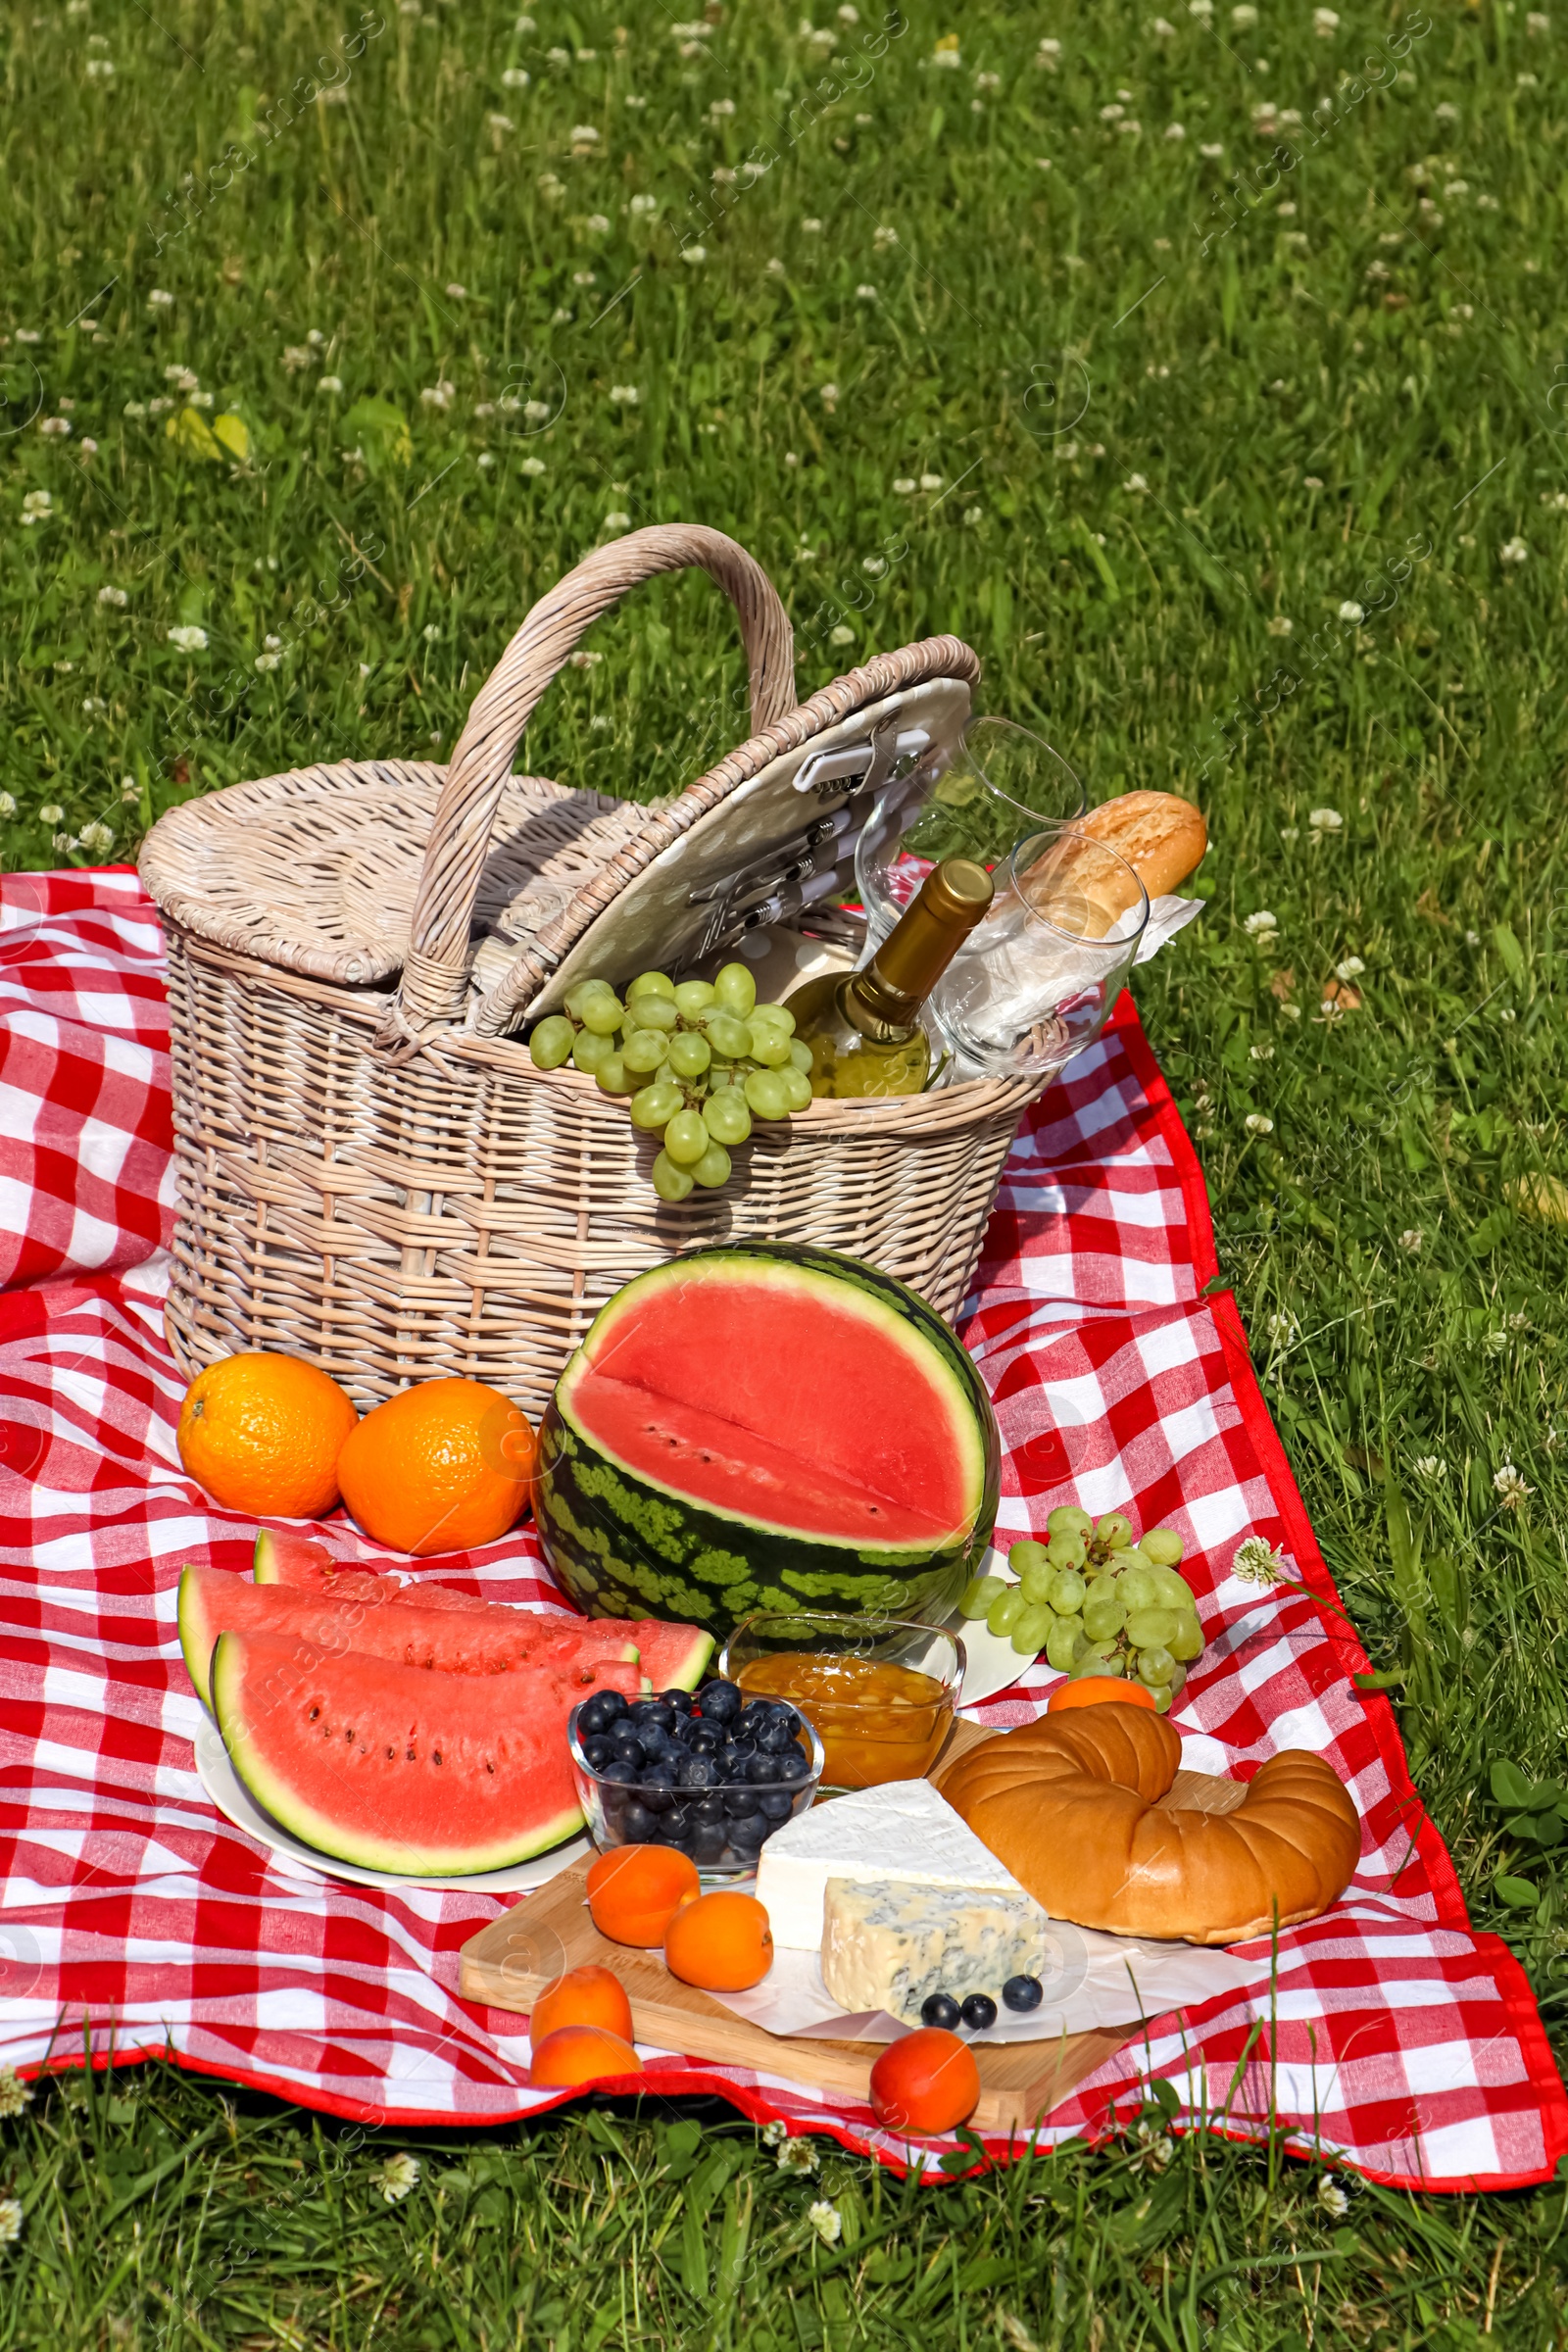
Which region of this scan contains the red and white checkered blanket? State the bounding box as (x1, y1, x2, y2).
(1, 869, 1562, 2190)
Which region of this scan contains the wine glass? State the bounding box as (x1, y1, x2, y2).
(929, 823, 1150, 1082)
(854, 716, 1086, 951)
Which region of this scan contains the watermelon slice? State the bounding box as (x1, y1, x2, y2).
(177, 1566, 645, 1710)
(254, 1529, 398, 1594)
(212, 1631, 641, 1874)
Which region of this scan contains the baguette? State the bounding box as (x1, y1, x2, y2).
(1020, 790, 1207, 935)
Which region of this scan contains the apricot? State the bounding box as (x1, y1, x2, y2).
(528, 2025, 643, 2088)
(662, 1890, 773, 1992)
(530, 1964, 634, 2047)
(1046, 1680, 1157, 1717)
(587, 1843, 700, 1947)
(869, 2029, 981, 2136)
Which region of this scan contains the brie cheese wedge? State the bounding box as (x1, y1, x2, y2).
(754, 1779, 1028, 1949)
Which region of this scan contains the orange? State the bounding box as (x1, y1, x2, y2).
(530, 1965, 634, 2047)
(1047, 1679, 1158, 1717)
(663, 1891, 773, 1992)
(176, 1352, 359, 1520)
(335, 1377, 535, 1556)
(587, 1845, 700, 1948)
(528, 2025, 643, 2089)
(869, 2029, 980, 2136)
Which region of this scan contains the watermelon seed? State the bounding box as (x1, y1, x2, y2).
(386, 1746, 396, 1759)
(407, 1746, 416, 1760)
(309, 1706, 319, 1722)
(345, 1728, 354, 1740)
(433, 1750, 443, 1764)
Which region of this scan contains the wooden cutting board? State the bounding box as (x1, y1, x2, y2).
(460, 1715, 1248, 2134)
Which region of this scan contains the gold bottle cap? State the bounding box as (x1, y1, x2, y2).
(853, 857, 996, 1033)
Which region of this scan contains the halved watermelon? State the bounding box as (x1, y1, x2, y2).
(177, 1566, 643, 1710)
(535, 1241, 1000, 1635)
(212, 1631, 641, 1875)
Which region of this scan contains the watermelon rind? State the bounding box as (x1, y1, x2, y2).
(535, 1240, 1000, 1638)
(211, 1630, 634, 1876)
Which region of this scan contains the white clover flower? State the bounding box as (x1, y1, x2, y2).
(1200, 140, 1224, 157)
(1399, 1229, 1424, 1252)
(476, 451, 495, 468)
(570, 123, 600, 142)
(318, 375, 343, 394)
(586, 213, 611, 233)
(604, 511, 631, 529)
(1413, 1455, 1443, 1479)
(681, 245, 707, 264)
(0, 793, 15, 818)
(1494, 1463, 1533, 1508)
(568, 650, 604, 669)
(930, 45, 961, 68)
(148, 288, 175, 310)
(168, 624, 208, 652)
(1243, 909, 1279, 936)
(1124, 472, 1149, 492)
(830, 624, 856, 646)
(919, 472, 944, 491)
(502, 66, 530, 87)
(776, 2135, 820, 2175)
(1101, 101, 1125, 120)
(121, 776, 140, 802)
(802, 217, 824, 233)
(165, 364, 200, 390)
(281, 344, 316, 372)
(0, 2070, 32, 2120)
(78, 819, 114, 854)
(1500, 537, 1529, 564)
(1250, 1042, 1274, 1061)
(488, 111, 514, 130)
(1234, 1533, 1288, 1583)
(1338, 599, 1364, 622)
(21, 490, 53, 519)
(1527, 9, 1550, 26)
(819, 382, 839, 410)
(1313, 6, 1339, 30)
(963, 505, 983, 524)
(538, 172, 565, 199)
(628, 194, 659, 216)
(445, 283, 468, 301)
(856, 283, 878, 301)
(1151, 18, 1177, 34)
(1316, 2175, 1349, 2218)
(39, 416, 72, 437)
(1267, 615, 1294, 636)
(572, 270, 598, 287)
(1334, 956, 1365, 982)
(1165, 122, 1187, 139)
(807, 2200, 843, 2244)
(1245, 1112, 1274, 1135)
(609, 385, 641, 406)
(422, 623, 440, 643)
(766, 257, 787, 276)
(39, 803, 64, 824)
(85, 55, 116, 76)
(974, 71, 1001, 91)
(0, 2197, 21, 2245)
(419, 381, 455, 409)
(1308, 806, 1343, 832)
(1231, 4, 1257, 24)
(520, 455, 547, 474)
(892, 475, 917, 493)
(379, 2154, 420, 2204)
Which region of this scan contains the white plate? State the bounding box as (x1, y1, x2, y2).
(194, 1721, 588, 1895)
(956, 1547, 1050, 1709)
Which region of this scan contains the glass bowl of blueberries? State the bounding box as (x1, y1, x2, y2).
(567, 1676, 825, 1877)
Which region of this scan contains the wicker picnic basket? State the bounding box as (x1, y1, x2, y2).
(140, 525, 1045, 1420)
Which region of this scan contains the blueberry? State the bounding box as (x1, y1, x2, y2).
(678, 1754, 719, 1789)
(660, 1689, 696, 1716)
(629, 1697, 677, 1733)
(959, 1993, 998, 2032)
(696, 1680, 743, 1725)
(736, 1702, 775, 1740)
(726, 1813, 768, 1852)
(689, 1822, 729, 1864)
(746, 1752, 786, 1786)
(757, 1788, 795, 1821)
(773, 1745, 810, 1784)
(723, 1784, 763, 1817)
(754, 1717, 797, 1756)
(921, 1991, 961, 2032)
(620, 1800, 656, 1840)
(608, 1733, 646, 1771)
(599, 1758, 642, 1787)
(686, 1721, 723, 1755)
(718, 1743, 758, 1780)
(577, 1688, 628, 1737)
(764, 1700, 800, 1733)
(1002, 1975, 1044, 2013)
(581, 1735, 615, 1770)
(692, 1790, 727, 1823)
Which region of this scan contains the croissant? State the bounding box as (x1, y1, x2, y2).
(940, 1705, 1361, 1945)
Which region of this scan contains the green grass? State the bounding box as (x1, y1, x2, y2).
(4, 0, 1568, 2338)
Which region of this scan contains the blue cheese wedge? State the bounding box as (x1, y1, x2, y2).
(821, 1879, 1052, 2025)
(754, 1780, 1028, 1949)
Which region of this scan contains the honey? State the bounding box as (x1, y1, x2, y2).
(736, 1652, 955, 1789)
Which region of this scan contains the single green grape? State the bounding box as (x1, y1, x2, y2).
(629, 970, 675, 1002)
(629, 1079, 684, 1129)
(752, 1001, 795, 1036)
(667, 1030, 712, 1079)
(673, 979, 716, 1018)
(1142, 1527, 1185, 1568)
(1148, 1565, 1194, 1611)
(1167, 1661, 1188, 1699)
(578, 994, 625, 1038)
(1081, 1594, 1126, 1642)
(622, 1027, 672, 1074)
(744, 1068, 791, 1119)
(1018, 1560, 1055, 1607)
(985, 1586, 1028, 1639)
(1044, 1614, 1081, 1674)
(627, 992, 679, 1034)
(1011, 1601, 1055, 1657)
(1152, 1684, 1174, 1713)
(777, 1066, 813, 1113)
(1008, 1540, 1051, 1583)
(1168, 1612, 1205, 1662)
(960, 1573, 1007, 1620)
(1085, 1573, 1122, 1609)
(651, 1151, 694, 1202)
(1047, 1505, 1094, 1542)
(663, 1108, 710, 1166)
(712, 961, 758, 1016)
(1137, 1644, 1176, 1689)
(705, 1013, 752, 1060)
(1096, 1512, 1135, 1550)
(1048, 1569, 1088, 1616)
(1072, 1645, 1123, 1682)
(690, 1140, 732, 1189)
(746, 1023, 793, 1068)
(1046, 1530, 1088, 1571)
(1113, 1546, 1152, 1579)
(570, 1028, 616, 1072)
(1115, 1566, 1160, 1614)
(529, 1015, 575, 1071)
(703, 1088, 753, 1147)
(1124, 1607, 1180, 1651)
(564, 978, 616, 1018)
(788, 1039, 814, 1075)
(595, 1054, 635, 1096)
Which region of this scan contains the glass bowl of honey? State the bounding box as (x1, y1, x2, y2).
(717, 1612, 965, 1791)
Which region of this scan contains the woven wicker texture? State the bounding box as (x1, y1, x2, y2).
(142, 525, 1042, 1418)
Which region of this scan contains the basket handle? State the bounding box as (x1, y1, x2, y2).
(396, 524, 796, 1034)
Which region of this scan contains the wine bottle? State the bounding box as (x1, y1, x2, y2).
(782, 858, 995, 1099)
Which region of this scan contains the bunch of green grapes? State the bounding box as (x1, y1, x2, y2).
(527, 962, 814, 1202)
(959, 1508, 1204, 1712)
